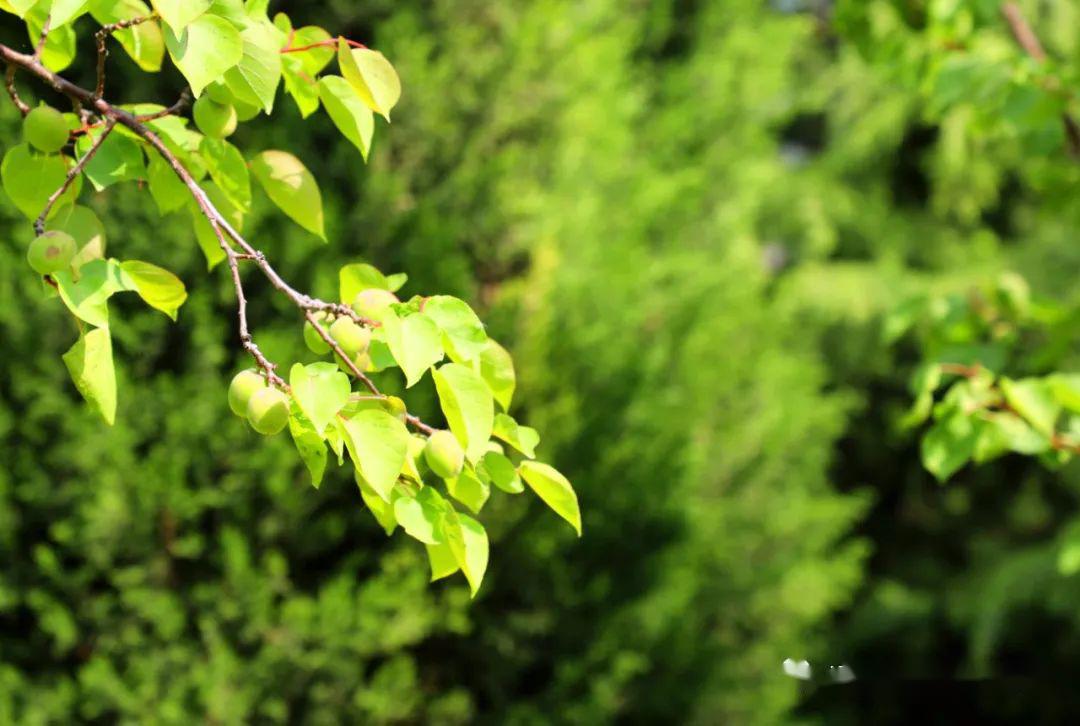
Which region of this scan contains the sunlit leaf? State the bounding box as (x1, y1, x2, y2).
(119, 260, 188, 321)
(63, 326, 117, 425)
(519, 461, 581, 536)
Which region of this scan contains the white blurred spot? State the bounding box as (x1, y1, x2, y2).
(831, 664, 856, 683)
(782, 658, 812, 680)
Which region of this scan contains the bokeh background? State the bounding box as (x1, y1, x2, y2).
(2, 0, 1080, 723)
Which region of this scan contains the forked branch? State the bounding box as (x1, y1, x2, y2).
(0, 41, 434, 435)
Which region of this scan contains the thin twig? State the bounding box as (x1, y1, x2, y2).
(95, 15, 155, 100)
(281, 36, 366, 54)
(34, 16, 51, 58)
(4, 64, 29, 116)
(34, 120, 117, 236)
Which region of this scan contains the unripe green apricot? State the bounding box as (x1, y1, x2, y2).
(330, 317, 372, 358)
(383, 396, 407, 422)
(27, 231, 76, 275)
(246, 387, 290, 435)
(352, 288, 399, 320)
(228, 369, 265, 417)
(24, 105, 69, 153)
(193, 95, 238, 139)
(303, 314, 332, 355)
(425, 430, 465, 479)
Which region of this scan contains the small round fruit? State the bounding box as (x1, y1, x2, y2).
(27, 231, 76, 275)
(193, 96, 238, 139)
(383, 396, 407, 422)
(425, 430, 465, 479)
(228, 369, 265, 417)
(352, 289, 399, 319)
(330, 317, 372, 357)
(24, 106, 69, 153)
(304, 316, 332, 355)
(246, 387, 290, 435)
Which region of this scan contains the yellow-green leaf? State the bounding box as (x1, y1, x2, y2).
(337, 38, 401, 121)
(63, 326, 117, 425)
(119, 260, 188, 321)
(250, 150, 325, 240)
(433, 363, 494, 464)
(519, 461, 582, 536)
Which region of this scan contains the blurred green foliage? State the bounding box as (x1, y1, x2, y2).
(3, 0, 1080, 723)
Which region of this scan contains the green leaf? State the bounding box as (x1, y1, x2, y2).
(281, 59, 320, 117)
(279, 24, 333, 117)
(119, 260, 187, 321)
(27, 6, 77, 71)
(392, 486, 446, 545)
(63, 326, 117, 425)
(447, 466, 490, 514)
(147, 153, 188, 214)
(492, 413, 540, 458)
(1, 144, 80, 220)
(250, 150, 325, 239)
(1049, 374, 1080, 413)
(199, 137, 250, 212)
(974, 412, 1051, 464)
(921, 408, 980, 482)
(357, 472, 396, 535)
(279, 23, 334, 74)
(289, 362, 350, 435)
(150, 0, 210, 32)
(455, 513, 489, 596)
(337, 39, 401, 121)
(165, 13, 244, 97)
(339, 263, 404, 302)
(477, 339, 515, 411)
(425, 541, 459, 582)
(382, 312, 443, 388)
(47, 204, 106, 269)
(519, 461, 582, 536)
(433, 363, 494, 463)
(342, 409, 410, 501)
(75, 129, 146, 191)
(2, 0, 36, 17)
(53, 259, 126, 328)
(223, 21, 283, 113)
(89, 0, 165, 72)
(478, 451, 523, 494)
(424, 295, 488, 362)
(318, 75, 375, 161)
(288, 409, 327, 488)
(49, 0, 91, 26)
(1000, 377, 1060, 437)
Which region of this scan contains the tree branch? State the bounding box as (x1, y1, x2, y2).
(281, 36, 367, 54)
(95, 15, 155, 100)
(0, 40, 435, 436)
(34, 120, 116, 236)
(34, 16, 51, 59)
(4, 64, 29, 116)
